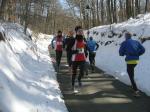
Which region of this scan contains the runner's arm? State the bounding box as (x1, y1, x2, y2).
(51, 37, 55, 49)
(95, 43, 99, 50)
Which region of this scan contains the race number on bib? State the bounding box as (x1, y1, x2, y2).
(77, 48, 84, 53)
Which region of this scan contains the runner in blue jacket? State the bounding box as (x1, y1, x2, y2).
(119, 32, 145, 97)
(87, 37, 99, 72)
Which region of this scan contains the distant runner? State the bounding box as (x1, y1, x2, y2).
(87, 36, 99, 72)
(51, 30, 65, 72)
(64, 30, 75, 72)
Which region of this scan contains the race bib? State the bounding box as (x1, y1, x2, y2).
(77, 48, 84, 53)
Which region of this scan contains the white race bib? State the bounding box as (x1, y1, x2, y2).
(77, 48, 84, 53)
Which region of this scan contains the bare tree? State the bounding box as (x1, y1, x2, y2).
(96, 0, 100, 25)
(100, 0, 104, 24)
(145, 0, 149, 13)
(135, 0, 140, 16)
(0, 0, 8, 20)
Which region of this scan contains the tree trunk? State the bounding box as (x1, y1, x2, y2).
(135, 0, 140, 16)
(100, 0, 104, 24)
(96, 0, 100, 25)
(126, 0, 132, 19)
(79, 0, 83, 26)
(114, 0, 117, 22)
(119, 0, 123, 22)
(0, 0, 8, 20)
(24, 1, 30, 34)
(131, 0, 135, 18)
(145, 0, 149, 13)
(107, 0, 112, 24)
(110, 0, 113, 22)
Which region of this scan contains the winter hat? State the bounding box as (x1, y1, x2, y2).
(57, 30, 62, 34)
(67, 30, 74, 37)
(76, 29, 83, 35)
(125, 32, 131, 39)
(75, 26, 82, 33)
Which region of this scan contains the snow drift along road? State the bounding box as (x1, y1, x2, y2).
(0, 23, 68, 112)
(88, 13, 150, 96)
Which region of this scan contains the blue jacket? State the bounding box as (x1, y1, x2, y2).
(87, 39, 99, 52)
(119, 38, 145, 61)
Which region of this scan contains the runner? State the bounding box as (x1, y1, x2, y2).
(51, 30, 65, 72)
(87, 36, 99, 72)
(64, 30, 75, 72)
(119, 32, 145, 97)
(71, 28, 88, 92)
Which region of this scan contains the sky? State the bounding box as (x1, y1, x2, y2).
(59, 0, 68, 9)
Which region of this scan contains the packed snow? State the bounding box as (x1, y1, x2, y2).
(87, 13, 150, 96)
(0, 23, 68, 112)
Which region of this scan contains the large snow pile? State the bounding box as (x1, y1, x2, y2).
(0, 23, 68, 112)
(88, 13, 150, 96)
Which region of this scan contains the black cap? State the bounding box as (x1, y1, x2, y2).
(75, 26, 82, 32)
(58, 30, 62, 33)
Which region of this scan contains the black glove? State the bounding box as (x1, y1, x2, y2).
(141, 38, 146, 43)
(85, 52, 88, 57)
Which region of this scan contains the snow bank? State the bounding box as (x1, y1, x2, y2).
(88, 13, 150, 96)
(0, 23, 68, 112)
